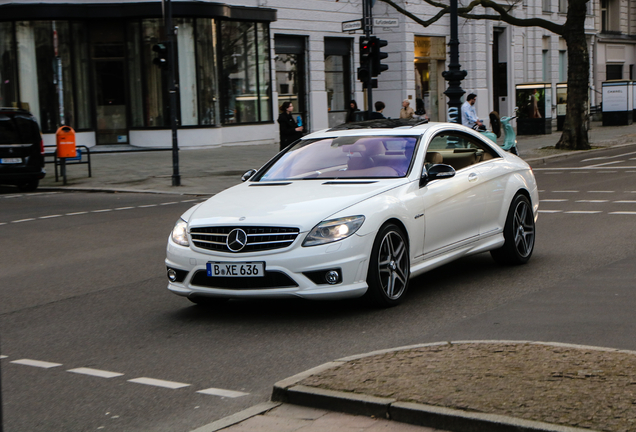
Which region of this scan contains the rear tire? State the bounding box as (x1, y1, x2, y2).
(364, 223, 410, 307)
(17, 179, 39, 192)
(491, 194, 535, 265)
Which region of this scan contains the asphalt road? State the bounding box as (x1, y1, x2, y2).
(1, 145, 636, 431)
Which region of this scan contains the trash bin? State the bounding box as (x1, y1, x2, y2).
(56, 126, 76, 158)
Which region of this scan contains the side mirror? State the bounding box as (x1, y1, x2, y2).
(420, 164, 455, 187)
(241, 169, 258, 182)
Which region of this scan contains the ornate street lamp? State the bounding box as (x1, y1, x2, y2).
(442, 0, 466, 124)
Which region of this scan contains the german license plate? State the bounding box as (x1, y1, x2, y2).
(0, 158, 22, 164)
(207, 262, 265, 277)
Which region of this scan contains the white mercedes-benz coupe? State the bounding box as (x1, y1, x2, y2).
(166, 119, 538, 307)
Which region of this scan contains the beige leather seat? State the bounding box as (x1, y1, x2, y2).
(425, 151, 443, 165)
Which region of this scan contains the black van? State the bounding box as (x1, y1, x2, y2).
(0, 108, 46, 191)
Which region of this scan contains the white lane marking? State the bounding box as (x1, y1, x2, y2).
(543, 172, 563, 175)
(583, 160, 625, 168)
(66, 211, 88, 216)
(181, 199, 197, 202)
(0, 355, 7, 359)
(92, 209, 113, 213)
(2, 195, 23, 199)
(538, 210, 563, 213)
(565, 211, 603, 214)
(534, 167, 636, 170)
(128, 377, 190, 389)
(0, 223, 6, 226)
(610, 211, 636, 215)
(570, 171, 590, 174)
(11, 218, 36, 223)
(138, 204, 157, 208)
(67, 368, 124, 378)
(196, 388, 249, 398)
(541, 199, 568, 202)
(582, 150, 636, 162)
(11, 359, 62, 368)
(588, 191, 615, 193)
(614, 200, 636, 203)
(552, 190, 579, 193)
(115, 207, 134, 211)
(575, 200, 609, 203)
(160, 202, 178, 206)
(597, 171, 618, 173)
(39, 214, 63, 219)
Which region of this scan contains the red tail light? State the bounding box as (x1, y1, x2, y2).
(40, 139, 44, 155)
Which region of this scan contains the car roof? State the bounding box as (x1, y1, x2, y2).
(305, 121, 467, 140)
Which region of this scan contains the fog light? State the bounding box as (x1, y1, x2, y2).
(325, 270, 340, 285)
(167, 268, 178, 282)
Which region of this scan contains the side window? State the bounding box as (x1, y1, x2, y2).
(425, 132, 500, 171)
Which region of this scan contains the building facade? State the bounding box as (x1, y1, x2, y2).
(0, 0, 621, 149)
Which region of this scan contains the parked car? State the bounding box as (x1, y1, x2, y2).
(0, 108, 45, 191)
(166, 119, 539, 307)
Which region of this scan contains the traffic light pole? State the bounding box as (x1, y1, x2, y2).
(363, 0, 373, 117)
(164, 0, 181, 186)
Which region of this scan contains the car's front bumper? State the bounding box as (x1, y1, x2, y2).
(165, 232, 375, 301)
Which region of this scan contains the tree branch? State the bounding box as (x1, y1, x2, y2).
(377, 0, 449, 27)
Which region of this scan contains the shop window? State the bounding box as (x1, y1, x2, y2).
(0, 22, 18, 108)
(220, 21, 271, 124)
(606, 64, 623, 80)
(142, 19, 167, 127)
(325, 38, 352, 127)
(71, 22, 91, 130)
(196, 18, 218, 125)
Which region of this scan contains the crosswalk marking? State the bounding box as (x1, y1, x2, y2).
(128, 377, 190, 389)
(11, 359, 62, 368)
(67, 368, 124, 378)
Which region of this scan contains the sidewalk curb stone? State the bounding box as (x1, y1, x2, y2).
(270, 340, 621, 432)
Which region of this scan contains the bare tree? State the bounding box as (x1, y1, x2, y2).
(379, 0, 591, 150)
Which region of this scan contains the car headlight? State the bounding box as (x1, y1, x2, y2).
(303, 216, 365, 247)
(171, 219, 189, 246)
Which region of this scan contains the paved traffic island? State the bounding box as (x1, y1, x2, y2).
(273, 341, 636, 432)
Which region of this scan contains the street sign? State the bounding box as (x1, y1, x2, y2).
(373, 18, 398, 27)
(342, 19, 363, 32)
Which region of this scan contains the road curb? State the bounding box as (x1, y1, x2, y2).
(188, 401, 281, 432)
(37, 186, 210, 196)
(524, 141, 636, 165)
(271, 340, 624, 432)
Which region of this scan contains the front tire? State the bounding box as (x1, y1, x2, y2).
(365, 224, 410, 307)
(491, 194, 535, 265)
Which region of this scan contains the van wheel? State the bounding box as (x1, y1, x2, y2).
(18, 179, 39, 192)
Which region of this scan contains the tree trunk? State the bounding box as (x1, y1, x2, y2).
(556, 0, 591, 150)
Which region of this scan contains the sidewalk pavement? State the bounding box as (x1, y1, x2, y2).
(38, 120, 636, 197)
(35, 123, 636, 432)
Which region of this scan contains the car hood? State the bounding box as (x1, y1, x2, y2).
(187, 179, 407, 230)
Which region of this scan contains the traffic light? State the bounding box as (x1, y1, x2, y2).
(152, 43, 169, 69)
(370, 37, 389, 77)
(359, 36, 372, 66)
(357, 66, 371, 83)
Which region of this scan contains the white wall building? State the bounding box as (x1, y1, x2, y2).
(0, 0, 622, 149)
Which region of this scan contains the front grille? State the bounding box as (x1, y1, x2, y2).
(190, 270, 298, 289)
(190, 226, 300, 253)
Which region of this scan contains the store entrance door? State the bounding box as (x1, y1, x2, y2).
(91, 22, 128, 144)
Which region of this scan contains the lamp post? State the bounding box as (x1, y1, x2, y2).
(162, 0, 181, 186)
(441, 0, 466, 124)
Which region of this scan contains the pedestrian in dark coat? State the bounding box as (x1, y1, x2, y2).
(346, 100, 360, 123)
(277, 102, 303, 151)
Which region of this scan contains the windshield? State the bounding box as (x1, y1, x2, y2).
(259, 135, 419, 181)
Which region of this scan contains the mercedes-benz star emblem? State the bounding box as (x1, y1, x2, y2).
(227, 228, 248, 252)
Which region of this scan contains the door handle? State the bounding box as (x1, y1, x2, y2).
(468, 172, 478, 182)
